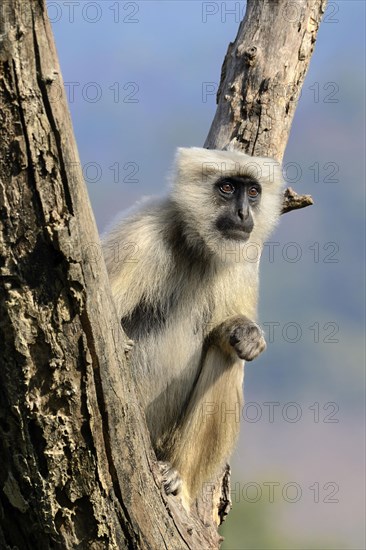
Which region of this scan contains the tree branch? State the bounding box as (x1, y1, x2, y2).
(205, 0, 328, 213)
(281, 187, 314, 214)
(200, 0, 327, 525)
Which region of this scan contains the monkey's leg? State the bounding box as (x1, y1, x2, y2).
(159, 317, 265, 506)
(213, 315, 266, 361)
(168, 347, 243, 508)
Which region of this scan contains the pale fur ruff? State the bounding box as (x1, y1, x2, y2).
(102, 147, 284, 506)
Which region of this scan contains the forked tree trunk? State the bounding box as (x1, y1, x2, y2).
(0, 1, 327, 548)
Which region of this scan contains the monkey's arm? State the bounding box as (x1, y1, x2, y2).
(102, 202, 172, 320)
(210, 315, 266, 361)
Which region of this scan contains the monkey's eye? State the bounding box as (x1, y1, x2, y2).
(219, 182, 235, 194)
(248, 186, 260, 198)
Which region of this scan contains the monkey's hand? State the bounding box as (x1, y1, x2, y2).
(158, 461, 182, 496)
(227, 316, 266, 361)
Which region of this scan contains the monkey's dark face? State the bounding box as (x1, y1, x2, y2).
(214, 176, 261, 241)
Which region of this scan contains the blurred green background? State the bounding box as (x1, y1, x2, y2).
(50, 1, 365, 548)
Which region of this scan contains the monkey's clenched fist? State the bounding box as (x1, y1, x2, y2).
(228, 316, 266, 361)
(213, 315, 266, 362)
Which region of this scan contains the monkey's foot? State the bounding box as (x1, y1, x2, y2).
(158, 461, 182, 496)
(229, 320, 266, 361)
(124, 337, 135, 357)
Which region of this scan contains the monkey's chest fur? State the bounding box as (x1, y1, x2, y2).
(121, 260, 258, 461)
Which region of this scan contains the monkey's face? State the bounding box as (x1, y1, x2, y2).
(171, 147, 284, 260)
(214, 176, 261, 242)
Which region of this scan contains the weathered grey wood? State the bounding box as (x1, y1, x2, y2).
(281, 187, 314, 214)
(0, 0, 327, 548)
(205, 0, 328, 213)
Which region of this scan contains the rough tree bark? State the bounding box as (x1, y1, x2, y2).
(0, 0, 327, 548)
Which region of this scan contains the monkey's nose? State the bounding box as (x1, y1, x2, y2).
(238, 207, 249, 220)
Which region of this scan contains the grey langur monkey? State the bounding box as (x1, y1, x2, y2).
(102, 147, 283, 507)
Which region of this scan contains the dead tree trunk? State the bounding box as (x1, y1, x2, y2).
(0, 0, 327, 548)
